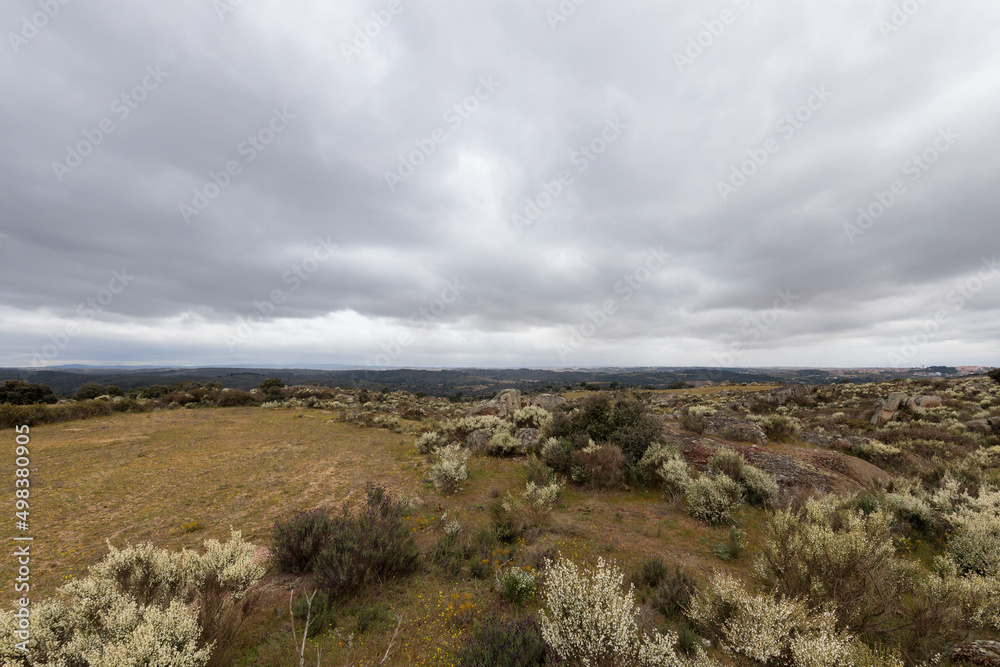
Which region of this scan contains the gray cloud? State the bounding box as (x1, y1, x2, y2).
(1, 0, 999, 369)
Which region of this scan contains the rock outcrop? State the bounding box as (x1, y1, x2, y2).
(756, 384, 814, 407)
(703, 417, 768, 445)
(949, 641, 1000, 666)
(515, 427, 540, 452)
(870, 392, 943, 427)
(467, 389, 523, 418)
(526, 393, 568, 411)
(964, 417, 1000, 436)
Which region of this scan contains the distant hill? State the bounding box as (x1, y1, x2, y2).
(0, 366, 918, 399)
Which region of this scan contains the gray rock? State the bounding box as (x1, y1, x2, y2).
(885, 392, 908, 412)
(906, 394, 943, 409)
(527, 394, 568, 411)
(515, 428, 540, 452)
(757, 384, 813, 407)
(965, 419, 994, 435)
(949, 640, 1000, 666)
(465, 429, 491, 454)
(467, 389, 523, 418)
(704, 417, 768, 445)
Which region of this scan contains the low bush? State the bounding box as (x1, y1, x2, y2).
(688, 573, 854, 667)
(496, 566, 538, 605)
(538, 556, 709, 666)
(291, 590, 335, 638)
(513, 405, 552, 429)
(652, 565, 697, 620)
(540, 437, 573, 475)
(0, 531, 264, 666)
(430, 444, 470, 494)
(571, 443, 626, 489)
(708, 448, 777, 508)
(633, 556, 669, 589)
(416, 430, 445, 454)
(271, 508, 331, 574)
(455, 615, 551, 667)
(489, 431, 523, 457)
(679, 405, 713, 434)
(753, 496, 902, 635)
(313, 484, 420, 599)
(685, 473, 742, 525)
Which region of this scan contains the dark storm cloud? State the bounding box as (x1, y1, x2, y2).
(1, 0, 998, 368)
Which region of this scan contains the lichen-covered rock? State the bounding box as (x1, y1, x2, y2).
(515, 427, 540, 452)
(949, 640, 1000, 666)
(465, 429, 491, 454)
(527, 393, 567, 411)
(467, 389, 523, 418)
(704, 417, 767, 445)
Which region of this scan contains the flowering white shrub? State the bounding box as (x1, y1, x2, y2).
(444, 518, 462, 537)
(949, 507, 1000, 576)
(754, 497, 900, 633)
(523, 480, 564, 512)
(430, 444, 470, 494)
(0, 532, 263, 666)
(685, 473, 742, 525)
(638, 441, 678, 475)
(849, 439, 901, 460)
(688, 573, 853, 667)
(488, 430, 522, 457)
(513, 405, 552, 429)
(657, 456, 692, 499)
(539, 556, 716, 667)
(739, 464, 779, 508)
(441, 415, 509, 440)
(415, 430, 444, 454)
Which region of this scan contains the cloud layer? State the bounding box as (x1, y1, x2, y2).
(1, 0, 998, 369)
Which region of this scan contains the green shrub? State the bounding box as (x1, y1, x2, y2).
(739, 464, 779, 508)
(679, 406, 710, 434)
(633, 557, 669, 589)
(271, 509, 331, 574)
(652, 565, 697, 620)
(543, 393, 662, 466)
(685, 473, 742, 525)
(455, 615, 550, 667)
(291, 590, 335, 637)
(354, 603, 393, 634)
(708, 447, 744, 480)
(540, 437, 573, 475)
(313, 484, 420, 599)
(416, 430, 445, 454)
(496, 566, 538, 605)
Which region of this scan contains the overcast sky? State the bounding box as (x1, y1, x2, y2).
(1, 0, 998, 370)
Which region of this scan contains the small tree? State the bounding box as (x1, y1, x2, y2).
(987, 368, 1000, 384)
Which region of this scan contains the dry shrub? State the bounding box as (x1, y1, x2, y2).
(572, 444, 626, 489)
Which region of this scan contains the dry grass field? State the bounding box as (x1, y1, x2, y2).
(2, 405, 741, 666)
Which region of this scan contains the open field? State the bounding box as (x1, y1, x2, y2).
(3, 405, 743, 665)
